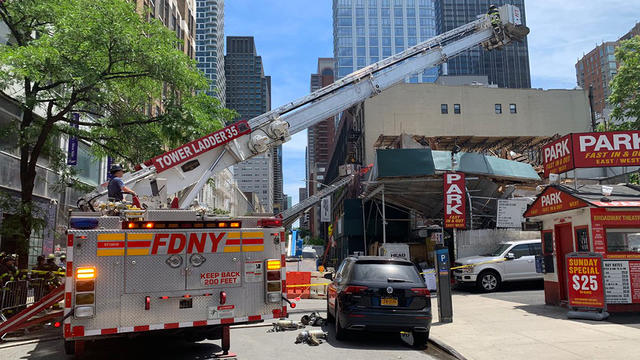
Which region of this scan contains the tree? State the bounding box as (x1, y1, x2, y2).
(0, 0, 235, 259)
(608, 36, 640, 127)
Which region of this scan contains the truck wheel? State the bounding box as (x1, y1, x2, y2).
(74, 340, 86, 357)
(477, 270, 501, 292)
(412, 331, 429, 349)
(64, 340, 75, 355)
(326, 300, 334, 323)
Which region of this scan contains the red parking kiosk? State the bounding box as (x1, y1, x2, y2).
(524, 184, 640, 312)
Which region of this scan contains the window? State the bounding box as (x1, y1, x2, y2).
(606, 228, 640, 253)
(441, 104, 448, 114)
(454, 104, 461, 114)
(495, 104, 502, 114)
(509, 104, 517, 114)
(528, 243, 542, 256)
(509, 244, 531, 258)
(542, 231, 553, 254)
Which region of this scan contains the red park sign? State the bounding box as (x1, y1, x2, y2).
(523, 186, 588, 217)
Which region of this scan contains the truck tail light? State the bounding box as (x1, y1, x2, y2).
(74, 268, 96, 318)
(266, 259, 281, 271)
(265, 259, 283, 303)
(76, 267, 96, 280)
(258, 218, 282, 228)
(145, 296, 151, 310)
(220, 291, 227, 305)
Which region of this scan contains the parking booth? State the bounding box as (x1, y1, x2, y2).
(524, 183, 640, 312)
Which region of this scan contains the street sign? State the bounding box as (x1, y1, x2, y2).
(320, 196, 331, 222)
(566, 253, 605, 310)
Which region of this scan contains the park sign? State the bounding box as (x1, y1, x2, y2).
(443, 172, 466, 229)
(542, 131, 640, 177)
(523, 186, 588, 217)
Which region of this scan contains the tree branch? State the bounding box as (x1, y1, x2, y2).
(0, 4, 24, 46)
(61, 114, 165, 127)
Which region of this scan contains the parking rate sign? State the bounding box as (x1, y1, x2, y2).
(566, 253, 605, 310)
(444, 172, 466, 229)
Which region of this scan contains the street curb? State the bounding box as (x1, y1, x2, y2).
(428, 336, 468, 360)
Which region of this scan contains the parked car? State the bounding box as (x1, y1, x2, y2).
(326, 256, 432, 348)
(453, 239, 543, 292)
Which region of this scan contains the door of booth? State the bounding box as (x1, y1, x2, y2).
(554, 223, 574, 301)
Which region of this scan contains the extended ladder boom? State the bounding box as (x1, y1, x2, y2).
(79, 5, 528, 210)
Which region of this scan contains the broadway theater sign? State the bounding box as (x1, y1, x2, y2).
(542, 131, 640, 177)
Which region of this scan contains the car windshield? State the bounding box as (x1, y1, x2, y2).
(351, 261, 422, 283)
(483, 243, 512, 257)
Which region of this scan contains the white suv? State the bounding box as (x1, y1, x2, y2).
(453, 239, 543, 292)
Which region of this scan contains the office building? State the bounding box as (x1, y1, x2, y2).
(195, 0, 226, 102)
(575, 22, 640, 123)
(332, 0, 438, 82)
(434, 0, 531, 88)
(225, 36, 275, 213)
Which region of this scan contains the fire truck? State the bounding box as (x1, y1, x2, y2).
(60, 5, 528, 357)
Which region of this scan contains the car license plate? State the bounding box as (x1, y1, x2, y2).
(381, 297, 398, 306)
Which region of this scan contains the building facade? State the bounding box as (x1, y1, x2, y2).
(0, 0, 198, 266)
(225, 36, 276, 213)
(195, 0, 226, 102)
(434, 0, 531, 88)
(575, 22, 640, 124)
(332, 0, 438, 82)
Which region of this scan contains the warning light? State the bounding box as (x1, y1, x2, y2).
(145, 296, 150, 310)
(145, 222, 154, 229)
(54, 322, 61, 328)
(290, 303, 296, 309)
(266, 259, 281, 271)
(230, 222, 240, 228)
(159, 296, 169, 300)
(184, 294, 191, 298)
(76, 267, 96, 280)
(128, 223, 135, 229)
(218, 222, 228, 228)
(220, 291, 227, 305)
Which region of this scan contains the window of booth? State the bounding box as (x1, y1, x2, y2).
(542, 230, 553, 254)
(606, 228, 640, 253)
(575, 226, 590, 252)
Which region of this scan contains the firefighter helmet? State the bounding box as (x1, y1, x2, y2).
(110, 164, 124, 174)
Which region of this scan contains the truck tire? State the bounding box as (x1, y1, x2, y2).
(64, 340, 75, 355)
(476, 270, 501, 292)
(412, 331, 429, 349)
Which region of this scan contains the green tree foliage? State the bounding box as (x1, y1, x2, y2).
(608, 36, 640, 127)
(0, 0, 235, 255)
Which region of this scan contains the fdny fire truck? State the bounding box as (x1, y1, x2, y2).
(60, 5, 528, 356)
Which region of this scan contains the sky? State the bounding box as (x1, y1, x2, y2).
(225, 0, 640, 207)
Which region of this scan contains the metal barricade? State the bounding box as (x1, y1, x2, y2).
(0, 277, 56, 319)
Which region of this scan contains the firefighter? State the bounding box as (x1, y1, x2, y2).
(107, 164, 137, 202)
(0, 254, 18, 285)
(32, 255, 48, 300)
(59, 254, 67, 272)
(488, 5, 501, 30)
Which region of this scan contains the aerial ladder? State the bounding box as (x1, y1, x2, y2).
(78, 5, 529, 213)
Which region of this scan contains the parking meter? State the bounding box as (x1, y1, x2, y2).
(435, 248, 453, 323)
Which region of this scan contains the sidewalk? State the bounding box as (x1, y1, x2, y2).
(430, 290, 640, 360)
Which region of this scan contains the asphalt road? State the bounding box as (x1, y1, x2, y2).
(0, 300, 451, 360)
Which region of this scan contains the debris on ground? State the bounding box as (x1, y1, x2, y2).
(294, 330, 328, 346)
(300, 312, 325, 326)
(267, 319, 305, 332)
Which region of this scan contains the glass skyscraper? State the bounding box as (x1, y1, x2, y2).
(333, 0, 438, 83)
(434, 0, 531, 88)
(196, 0, 226, 102)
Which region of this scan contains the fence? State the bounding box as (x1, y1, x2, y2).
(1, 278, 54, 320)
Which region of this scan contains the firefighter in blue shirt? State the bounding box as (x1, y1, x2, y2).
(107, 164, 137, 201)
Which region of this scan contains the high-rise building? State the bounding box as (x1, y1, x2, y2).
(575, 22, 640, 123)
(434, 0, 531, 88)
(332, 0, 438, 82)
(225, 36, 275, 213)
(195, 0, 225, 102)
(307, 58, 337, 236)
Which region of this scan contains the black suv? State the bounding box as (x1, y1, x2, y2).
(326, 256, 432, 348)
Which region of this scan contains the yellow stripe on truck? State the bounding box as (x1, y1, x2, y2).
(242, 245, 265, 252)
(97, 249, 125, 256)
(127, 249, 150, 256)
(128, 233, 153, 240)
(241, 232, 264, 238)
(97, 233, 125, 241)
(226, 232, 242, 239)
(223, 246, 241, 253)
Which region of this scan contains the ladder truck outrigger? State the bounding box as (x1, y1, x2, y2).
(49, 5, 527, 357)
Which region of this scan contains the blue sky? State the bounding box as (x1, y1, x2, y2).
(225, 0, 640, 207)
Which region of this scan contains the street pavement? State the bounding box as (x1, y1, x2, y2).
(433, 281, 640, 360)
(0, 299, 450, 360)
